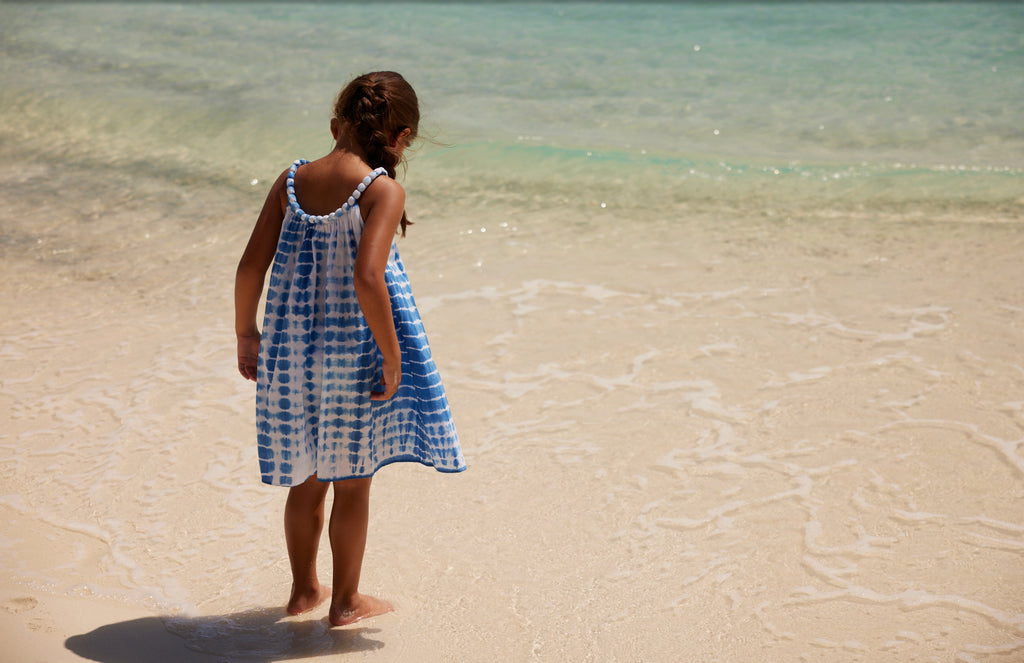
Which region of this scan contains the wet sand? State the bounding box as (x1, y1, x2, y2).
(2, 155, 1024, 661)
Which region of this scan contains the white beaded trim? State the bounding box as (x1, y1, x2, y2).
(286, 160, 387, 224)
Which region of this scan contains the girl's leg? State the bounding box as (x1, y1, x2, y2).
(284, 474, 332, 615)
(327, 477, 393, 626)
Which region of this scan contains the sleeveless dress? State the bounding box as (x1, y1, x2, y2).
(255, 159, 466, 485)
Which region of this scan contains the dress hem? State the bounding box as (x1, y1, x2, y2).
(260, 455, 467, 486)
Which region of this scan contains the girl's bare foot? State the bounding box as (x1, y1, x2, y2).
(287, 582, 331, 616)
(328, 593, 393, 626)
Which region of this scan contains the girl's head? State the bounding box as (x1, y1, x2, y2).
(333, 71, 419, 234)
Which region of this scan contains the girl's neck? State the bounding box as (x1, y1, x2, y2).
(332, 131, 368, 163)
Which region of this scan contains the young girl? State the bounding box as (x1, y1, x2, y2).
(234, 71, 466, 626)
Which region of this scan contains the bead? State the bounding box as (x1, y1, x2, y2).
(352, 190, 361, 200)
(347, 197, 356, 207)
(362, 175, 372, 186)
(356, 182, 366, 193)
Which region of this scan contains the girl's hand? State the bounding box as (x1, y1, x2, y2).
(237, 333, 261, 381)
(371, 357, 401, 401)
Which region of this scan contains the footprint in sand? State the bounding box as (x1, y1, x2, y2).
(2, 596, 38, 614)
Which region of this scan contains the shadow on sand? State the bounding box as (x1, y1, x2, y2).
(66, 607, 384, 662)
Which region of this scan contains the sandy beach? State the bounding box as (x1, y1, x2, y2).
(3, 146, 1023, 661)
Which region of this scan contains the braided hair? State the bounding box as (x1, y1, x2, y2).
(334, 71, 420, 235)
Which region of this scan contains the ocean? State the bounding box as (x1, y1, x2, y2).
(1, 1, 1021, 224)
(2, 3, 1024, 661)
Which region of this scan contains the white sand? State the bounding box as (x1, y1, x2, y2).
(2, 159, 1024, 661)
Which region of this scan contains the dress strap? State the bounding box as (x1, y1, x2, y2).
(345, 167, 390, 208)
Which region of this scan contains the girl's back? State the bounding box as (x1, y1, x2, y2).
(287, 154, 388, 219)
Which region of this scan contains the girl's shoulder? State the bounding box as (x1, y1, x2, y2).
(266, 167, 292, 216)
(361, 169, 402, 195)
(358, 170, 404, 215)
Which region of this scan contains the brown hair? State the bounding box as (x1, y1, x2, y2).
(333, 71, 419, 235)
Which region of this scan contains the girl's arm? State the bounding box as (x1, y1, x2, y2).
(234, 169, 288, 381)
(354, 177, 406, 401)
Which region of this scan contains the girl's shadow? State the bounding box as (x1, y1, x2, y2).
(65, 607, 385, 662)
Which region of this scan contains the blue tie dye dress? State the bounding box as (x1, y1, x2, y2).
(255, 160, 466, 485)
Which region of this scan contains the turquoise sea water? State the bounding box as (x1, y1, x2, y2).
(1, 2, 1022, 225)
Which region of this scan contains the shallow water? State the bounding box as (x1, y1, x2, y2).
(2, 2, 1024, 661)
